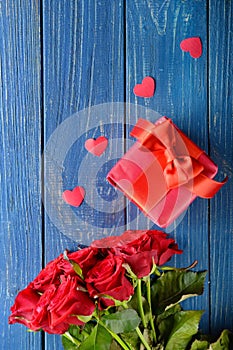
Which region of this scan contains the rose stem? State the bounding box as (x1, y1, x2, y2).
(137, 279, 147, 328)
(146, 277, 157, 343)
(99, 321, 131, 350)
(121, 300, 151, 349)
(62, 331, 81, 346)
(135, 327, 151, 350)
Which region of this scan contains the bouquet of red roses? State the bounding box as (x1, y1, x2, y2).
(9, 230, 232, 349)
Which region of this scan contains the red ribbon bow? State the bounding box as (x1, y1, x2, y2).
(131, 118, 227, 198)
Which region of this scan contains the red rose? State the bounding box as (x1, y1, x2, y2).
(8, 285, 41, 330)
(9, 274, 95, 334)
(68, 246, 100, 277)
(92, 230, 145, 249)
(85, 254, 134, 308)
(30, 284, 65, 334)
(92, 230, 182, 278)
(48, 275, 95, 329)
(9, 252, 96, 334)
(32, 254, 74, 292)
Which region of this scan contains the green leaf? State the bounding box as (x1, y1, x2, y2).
(151, 270, 207, 314)
(71, 261, 83, 278)
(102, 309, 141, 334)
(157, 311, 178, 344)
(190, 339, 209, 350)
(62, 334, 79, 350)
(122, 263, 138, 280)
(79, 324, 112, 350)
(157, 304, 182, 322)
(97, 294, 132, 308)
(62, 324, 95, 350)
(156, 305, 182, 347)
(62, 326, 82, 350)
(120, 330, 140, 349)
(77, 314, 93, 323)
(211, 330, 233, 350)
(127, 292, 150, 326)
(63, 250, 84, 279)
(158, 310, 203, 350)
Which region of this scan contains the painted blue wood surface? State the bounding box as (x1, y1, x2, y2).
(0, 1, 42, 349)
(125, 0, 210, 332)
(42, 1, 125, 349)
(209, 0, 233, 334)
(1, 1, 232, 349)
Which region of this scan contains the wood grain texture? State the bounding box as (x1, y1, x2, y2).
(42, 1, 124, 349)
(1, 1, 232, 349)
(209, 0, 233, 334)
(125, 0, 210, 332)
(42, 0, 125, 253)
(0, 1, 42, 349)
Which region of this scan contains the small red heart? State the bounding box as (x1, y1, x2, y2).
(85, 136, 108, 156)
(180, 37, 202, 58)
(133, 76, 155, 98)
(62, 186, 85, 207)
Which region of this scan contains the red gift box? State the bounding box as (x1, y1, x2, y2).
(107, 117, 227, 228)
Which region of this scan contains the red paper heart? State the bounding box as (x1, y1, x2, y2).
(62, 186, 85, 207)
(85, 136, 108, 156)
(133, 76, 155, 98)
(180, 37, 202, 58)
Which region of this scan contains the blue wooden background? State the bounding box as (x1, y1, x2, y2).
(0, 1, 232, 349)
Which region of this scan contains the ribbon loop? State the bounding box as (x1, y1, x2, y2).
(130, 118, 227, 197)
(164, 147, 177, 162)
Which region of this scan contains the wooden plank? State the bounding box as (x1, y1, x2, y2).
(42, 1, 125, 349)
(125, 0, 210, 332)
(0, 1, 42, 349)
(209, 0, 233, 334)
